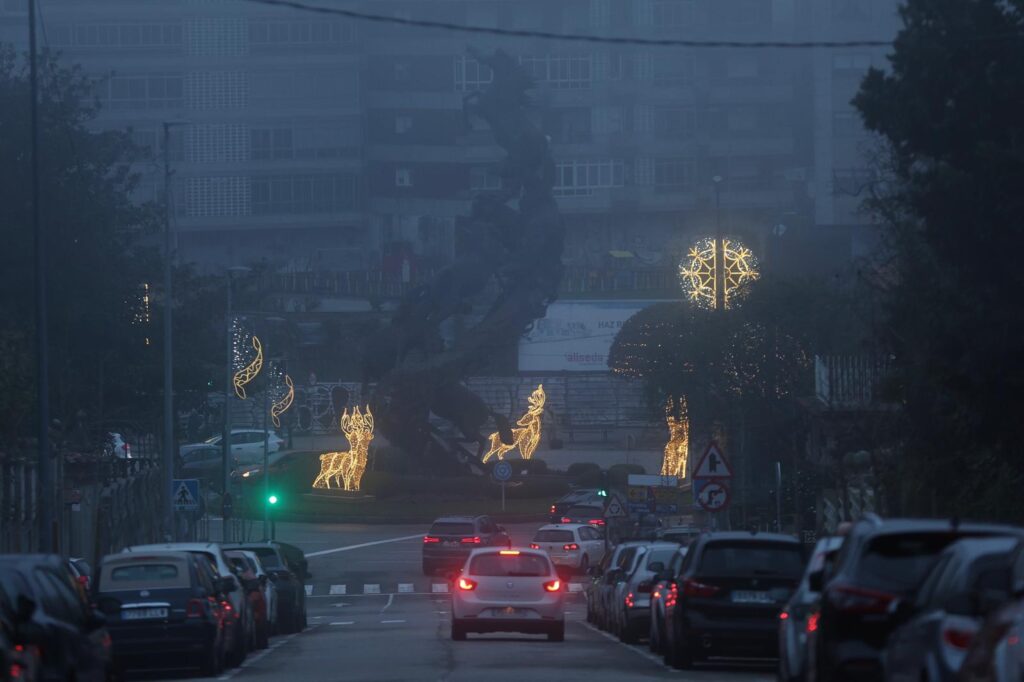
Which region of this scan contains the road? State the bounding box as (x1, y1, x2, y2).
(167, 522, 772, 682)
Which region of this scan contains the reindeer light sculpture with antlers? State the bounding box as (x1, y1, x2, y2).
(482, 384, 546, 462)
(312, 406, 375, 492)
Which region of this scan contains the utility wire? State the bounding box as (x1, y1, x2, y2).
(237, 0, 893, 49)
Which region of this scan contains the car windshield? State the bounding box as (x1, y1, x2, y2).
(242, 548, 283, 569)
(430, 522, 475, 536)
(699, 542, 804, 578)
(856, 532, 981, 592)
(534, 530, 574, 543)
(469, 553, 551, 577)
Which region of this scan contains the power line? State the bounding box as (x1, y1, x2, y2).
(237, 0, 893, 49)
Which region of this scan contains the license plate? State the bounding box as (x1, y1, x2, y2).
(444, 540, 459, 547)
(731, 590, 772, 604)
(122, 607, 168, 620)
(491, 607, 525, 617)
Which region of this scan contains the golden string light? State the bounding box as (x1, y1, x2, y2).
(312, 406, 375, 492)
(482, 384, 546, 462)
(271, 374, 295, 428)
(660, 397, 689, 479)
(679, 237, 759, 309)
(233, 336, 263, 400)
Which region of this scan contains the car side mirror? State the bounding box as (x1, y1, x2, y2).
(807, 569, 824, 593)
(648, 562, 665, 574)
(218, 577, 239, 594)
(15, 595, 36, 623)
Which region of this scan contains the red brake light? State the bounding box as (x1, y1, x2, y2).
(186, 598, 205, 618)
(458, 578, 477, 591)
(652, 590, 661, 599)
(827, 584, 896, 614)
(806, 612, 819, 633)
(589, 519, 605, 526)
(625, 592, 635, 608)
(779, 610, 789, 620)
(461, 536, 482, 544)
(499, 550, 520, 556)
(550, 505, 556, 514)
(423, 536, 440, 543)
(943, 628, 974, 650)
(682, 578, 720, 598)
(560, 517, 572, 524)
(544, 579, 561, 592)
(529, 543, 540, 549)
(562, 543, 579, 551)
(665, 582, 679, 608)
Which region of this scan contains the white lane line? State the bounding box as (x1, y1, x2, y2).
(380, 593, 395, 613)
(330, 621, 355, 626)
(398, 583, 414, 593)
(432, 583, 449, 593)
(381, 619, 405, 624)
(304, 585, 314, 597)
(579, 622, 678, 672)
(364, 584, 381, 594)
(216, 627, 306, 680)
(329, 584, 346, 595)
(306, 533, 424, 558)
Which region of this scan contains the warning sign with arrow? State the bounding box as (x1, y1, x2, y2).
(695, 480, 731, 512)
(172, 479, 200, 512)
(692, 442, 734, 480)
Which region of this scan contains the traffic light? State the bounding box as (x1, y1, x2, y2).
(597, 469, 609, 497)
(268, 494, 279, 506)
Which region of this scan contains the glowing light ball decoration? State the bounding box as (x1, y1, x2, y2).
(482, 384, 546, 462)
(312, 406, 375, 492)
(661, 397, 689, 479)
(270, 374, 295, 428)
(233, 336, 263, 400)
(679, 238, 759, 310)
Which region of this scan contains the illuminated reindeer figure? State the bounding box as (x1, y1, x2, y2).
(312, 406, 375, 491)
(482, 384, 546, 462)
(661, 397, 689, 478)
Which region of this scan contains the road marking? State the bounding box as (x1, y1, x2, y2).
(330, 621, 355, 626)
(381, 619, 405, 624)
(329, 584, 346, 595)
(380, 593, 395, 613)
(331, 602, 350, 608)
(306, 533, 424, 558)
(432, 583, 448, 593)
(398, 583, 414, 593)
(216, 627, 306, 680)
(580, 622, 678, 672)
(364, 584, 381, 594)
(304, 585, 313, 596)
(568, 583, 584, 593)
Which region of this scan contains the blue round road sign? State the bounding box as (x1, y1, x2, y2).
(492, 461, 513, 482)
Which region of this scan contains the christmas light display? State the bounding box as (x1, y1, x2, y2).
(233, 336, 263, 400)
(482, 384, 546, 462)
(312, 406, 375, 492)
(661, 397, 689, 479)
(271, 374, 294, 428)
(679, 237, 759, 309)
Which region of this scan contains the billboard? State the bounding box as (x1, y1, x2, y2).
(517, 300, 665, 372)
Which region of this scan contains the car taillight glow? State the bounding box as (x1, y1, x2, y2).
(186, 598, 205, 618)
(563, 543, 579, 551)
(458, 578, 477, 591)
(529, 543, 540, 549)
(943, 628, 974, 650)
(423, 536, 440, 543)
(499, 550, 520, 556)
(550, 505, 556, 514)
(665, 583, 679, 608)
(625, 592, 635, 608)
(652, 590, 661, 599)
(461, 536, 482, 544)
(544, 579, 561, 592)
(806, 612, 819, 633)
(682, 578, 720, 598)
(561, 517, 572, 524)
(589, 519, 605, 526)
(779, 610, 789, 620)
(827, 584, 896, 614)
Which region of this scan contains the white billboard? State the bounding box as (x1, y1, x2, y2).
(518, 300, 665, 372)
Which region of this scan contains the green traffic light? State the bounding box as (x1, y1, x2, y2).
(268, 495, 279, 505)
(597, 489, 608, 497)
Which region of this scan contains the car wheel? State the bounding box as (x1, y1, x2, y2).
(200, 639, 224, 676)
(548, 620, 565, 642)
(451, 619, 467, 641)
(258, 620, 270, 649)
(648, 618, 659, 653)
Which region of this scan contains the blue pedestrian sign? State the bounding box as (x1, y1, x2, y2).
(172, 479, 200, 512)
(492, 461, 513, 483)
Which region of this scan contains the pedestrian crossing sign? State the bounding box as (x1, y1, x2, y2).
(172, 479, 200, 511)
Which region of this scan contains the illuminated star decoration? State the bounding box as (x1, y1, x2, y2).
(482, 384, 546, 462)
(661, 397, 689, 479)
(270, 375, 295, 428)
(679, 237, 759, 309)
(312, 406, 375, 492)
(233, 336, 263, 400)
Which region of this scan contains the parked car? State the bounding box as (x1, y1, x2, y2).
(104, 432, 132, 459)
(585, 540, 648, 631)
(809, 518, 1023, 682)
(529, 523, 606, 574)
(180, 446, 238, 486)
(958, 538, 1024, 681)
(422, 516, 512, 575)
(124, 542, 251, 667)
(778, 536, 845, 682)
(884, 537, 1017, 682)
(95, 551, 228, 676)
(450, 548, 565, 641)
(227, 541, 307, 634)
(548, 489, 601, 522)
(225, 550, 271, 648)
(179, 429, 284, 465)
(657, 526, 703, 546)
(648, 545, 690, 654)
(661, 531, 804, 669)
(611, 541, 680, 643)
(0, 555, 111, 682)
(0, 569, 41, 682)
(67, 557, 92, 594)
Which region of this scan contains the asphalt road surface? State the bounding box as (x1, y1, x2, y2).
(161, 522, 771, 682)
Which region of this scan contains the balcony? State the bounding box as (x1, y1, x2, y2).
(814, 355, 894, 410)
(559, 267, 679, 299)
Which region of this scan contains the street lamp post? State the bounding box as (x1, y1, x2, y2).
(712, 175, 725, 312)
(222, 266, 251, 542)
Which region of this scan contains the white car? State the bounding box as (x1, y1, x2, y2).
(106, 432, 132, 459)
(529, 523, 606, 573)
(451, 548, 565, 641)
(180, 429, 284, 465)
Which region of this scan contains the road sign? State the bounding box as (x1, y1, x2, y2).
(492, 460, 513, 482)
(695, 480, 731, 512)
(605, 499, 627, 518)
(172, 479, 200, 512)
(693, 442, 734, 479)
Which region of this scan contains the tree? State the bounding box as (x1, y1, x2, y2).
(853, 0, 1024, 518)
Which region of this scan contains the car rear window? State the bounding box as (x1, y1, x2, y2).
(647, 548, 677, 569)
(102, 562, 189, 590)
(565, 505, 602, 518)
(699, 542, 804, 578)
(534, 530, 574, 543)
(430, 522, 475, 536)
(243, 548, 282, 569)
(857, 532, 971, 592)
(469, 553, 551, 577)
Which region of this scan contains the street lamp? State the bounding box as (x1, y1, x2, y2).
(712, 175, 724, 312)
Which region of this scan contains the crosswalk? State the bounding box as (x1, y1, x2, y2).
(305, 581, 586, 596)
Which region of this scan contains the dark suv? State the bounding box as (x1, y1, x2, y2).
(809, 517, 1023, 682)
(662, 531, 804, 669)
(422, 516, 511, 575)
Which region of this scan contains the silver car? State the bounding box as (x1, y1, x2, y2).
(778, 536, 843, 682)
(451, 548, 565, 641)
(610, 542, 681, 643)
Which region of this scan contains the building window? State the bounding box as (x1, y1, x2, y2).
(185, 71, 248, 109)
(654, 158, 695, 190)
(653, 54, 696, 85)
(55, 23, 183, 49)
(101, 74, 184, 110)
(653, 107, 696, 139)
(184, 176, 250, 218)
(833, 54, 871, 72)
(251, 174, 359, 215)
(519, 55, 592, 89)
(251, 128, 293, 160)
(553, 159, 624, 197)
(250, 19, 356, 47)
(592, 105, 624, 135)
(470, 167, 503, 191)
(652, 0, 695, 28)
(454, 56, 493, 92)
(727, 108, 758, 132)
(395, 168, 413, 187)
(184, 17, 247, 57)
(187, 123, 249, 163)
